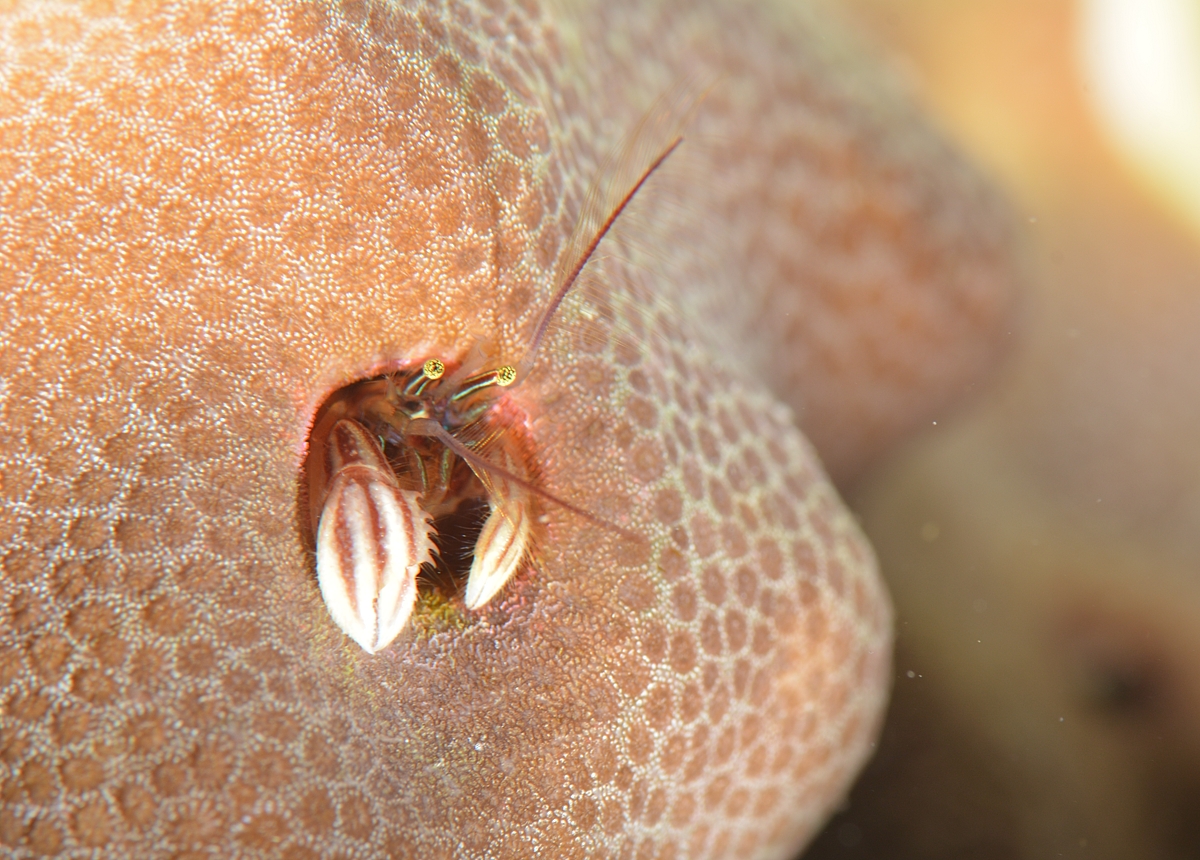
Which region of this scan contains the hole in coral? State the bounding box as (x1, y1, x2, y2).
(301, 366, 535, 608)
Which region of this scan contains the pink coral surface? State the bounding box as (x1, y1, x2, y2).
(0, 1, 1015, 857)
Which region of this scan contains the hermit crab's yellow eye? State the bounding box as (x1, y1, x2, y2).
(404, 358, 447, 398)
(495, 365, 516, 386)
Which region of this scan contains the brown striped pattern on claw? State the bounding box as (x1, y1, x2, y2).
(316, 420, 434, 653)
(464, 447, 533, 610)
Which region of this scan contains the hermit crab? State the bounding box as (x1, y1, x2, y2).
(305, 137, 682, 653)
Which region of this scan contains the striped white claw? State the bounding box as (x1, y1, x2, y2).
(464, 458, 532, 610)
(316, 420, 433, 653)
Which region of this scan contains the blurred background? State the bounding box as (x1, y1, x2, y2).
(803, 1, 1200, 858)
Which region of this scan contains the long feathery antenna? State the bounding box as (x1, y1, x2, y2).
(521, 136, 684, 371)
(512, 75, 715, 379)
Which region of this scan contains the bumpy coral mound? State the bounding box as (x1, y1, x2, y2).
(0, 1, 1014, 857)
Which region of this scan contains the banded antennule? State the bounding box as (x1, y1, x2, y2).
(306, 132, 683, 653)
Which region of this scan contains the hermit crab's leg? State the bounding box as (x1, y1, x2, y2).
(316, 419, 434, 653)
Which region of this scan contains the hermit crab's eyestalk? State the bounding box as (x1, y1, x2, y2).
(402, 358, 446, 398)
(316, 419, 434, 653)
(451, 364, 517, 402)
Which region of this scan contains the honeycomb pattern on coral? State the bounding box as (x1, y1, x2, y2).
(0, 0, 1014, 857)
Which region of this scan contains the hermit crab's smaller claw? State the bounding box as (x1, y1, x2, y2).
(461, 443, 532, 610)
(316, 420, 434, 653)
(464, 488, 531, 610)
